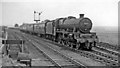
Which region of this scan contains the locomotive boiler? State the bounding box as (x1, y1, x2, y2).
(55, 14, 92, 33)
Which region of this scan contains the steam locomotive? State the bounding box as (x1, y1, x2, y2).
(20, 14, 98, 50)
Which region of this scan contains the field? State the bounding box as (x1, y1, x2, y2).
(92, 26, 118, 46)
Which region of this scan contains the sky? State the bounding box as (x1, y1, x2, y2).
(0, 0, 119, 28)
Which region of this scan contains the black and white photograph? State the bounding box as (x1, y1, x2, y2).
(0, 0, 119, 68)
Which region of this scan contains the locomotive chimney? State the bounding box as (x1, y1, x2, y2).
(79, 14, 84, 18)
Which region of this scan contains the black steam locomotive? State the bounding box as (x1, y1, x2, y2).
(20, 14, 98, 50)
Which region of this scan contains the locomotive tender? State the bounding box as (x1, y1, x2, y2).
(20, 14, 98, 50)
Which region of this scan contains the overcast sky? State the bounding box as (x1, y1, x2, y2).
(0, 0, 119, 27)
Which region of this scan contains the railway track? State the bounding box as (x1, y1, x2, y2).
(95, 46, 119, 57)
(62, 45, 118, 66)
(13, 30, 87, 68)
(91, 49, 118, 62)
(95, 42, 119, 60)
(97, 42, 119, 51)
(2, 30, 24, 67)
(11, 32, 22, 52)
(9, 31, 57, 67)
(21, 31, 118, 66)
(10, 29, 118, 67)
(7, 31, 15, 40)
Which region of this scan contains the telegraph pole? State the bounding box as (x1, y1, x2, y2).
(34, 11, 42, 23)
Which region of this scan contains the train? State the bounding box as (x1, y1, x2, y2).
(19, 14, 99, 50)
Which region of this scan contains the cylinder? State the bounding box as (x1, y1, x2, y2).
(56, 17, 92, 33)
